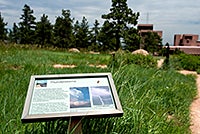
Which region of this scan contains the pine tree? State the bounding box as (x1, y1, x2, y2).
(102, 0, 139, 50)
(90, 20, 100, 51)
(53, 9, 73, 48)
(35, 14, 53, 47)
(143, 32, 162, 54)
(73, 17, 90, 49)
(0, 13, 7, 41)
(123, 27, 141, 51)
(9, 23, 19, 43)
(98, 21, 116, 51)
(18, 4, 36, 44)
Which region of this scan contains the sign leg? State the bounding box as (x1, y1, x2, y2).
(69, 118, 82, 134)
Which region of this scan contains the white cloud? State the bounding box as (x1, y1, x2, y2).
(1, 0, 200, 44)
(70, 88, 84, 99)
(0, 0, 12, 6)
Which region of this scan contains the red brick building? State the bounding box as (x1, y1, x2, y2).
(171, 34, 200, 55)
(174, 34, 200, 46)
(137, 24, 162, 38)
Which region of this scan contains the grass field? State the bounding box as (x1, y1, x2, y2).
(0, 44, 197, 133)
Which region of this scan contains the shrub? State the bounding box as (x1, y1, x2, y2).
(112, 51, 157, 68)
(170, 54, 200, 71)
(197, 69, 200, 74)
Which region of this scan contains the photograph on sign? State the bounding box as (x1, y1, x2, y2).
(21, 73, 123, 122)
(70, 87, 91, 108)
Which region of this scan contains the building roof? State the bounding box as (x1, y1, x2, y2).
(138, 24, 153, 27)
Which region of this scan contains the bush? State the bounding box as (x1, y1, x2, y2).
(197, 69, 200, 74)
(112, 51, 157, 68)
(170, 54, 200, 71)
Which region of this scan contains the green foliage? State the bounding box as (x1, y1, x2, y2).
(102, 0, 140, 50)
(5, 3, 143, 52)
(0, 13, 7, 41)
(8, 23, 19, 43)
(123, 27, 141, 51)
(0, 44, 197, 133)
(89, 20, 100, 51)
(83, 66, 196, 133)
(112, 51, 157, 68)
(98, 21, 117, 51)
(73, 17, 91, 49)
(35, 14, 53, 46)
(197, 69, 200, 74)
(170, 53, 200, 71)
(53, 10, 73, 48)
(142, 32, 162, 54)
(18, 4, 36, 44)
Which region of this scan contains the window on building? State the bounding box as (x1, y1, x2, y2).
(185, 36, 192, 40)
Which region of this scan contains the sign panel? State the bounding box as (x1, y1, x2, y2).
(21, 73, 123, 122)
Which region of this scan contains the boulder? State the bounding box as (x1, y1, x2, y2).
(68, 48, 80, 53)
(132, 49, 149, 56)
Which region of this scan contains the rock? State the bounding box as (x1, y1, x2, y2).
(132, 49, 149, 56)
(53, 64, 77, 68)
(89, 51, 100, 54)
(157, 59, 164, 68)
(68, 48, 80, 53)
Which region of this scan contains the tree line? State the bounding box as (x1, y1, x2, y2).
(0, 0, 162, 52)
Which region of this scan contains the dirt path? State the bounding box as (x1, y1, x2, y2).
(179, 70, 200, 134)
(190, 74, 200, 134)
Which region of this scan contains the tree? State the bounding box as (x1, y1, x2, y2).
(123, 27, 141, 51)
(53, 9, 73, 48)
(18, 4, 36, 44)
(8, 23, 19, 43)
(98, 21, 116, 51)
(0, 13, 7, 41)
(143, 32, 162, 54)
(73, 17, 90, 49)
(102, 0, 139, 50)
(90, 19, 100, 51)
(35, 14, 53, 47)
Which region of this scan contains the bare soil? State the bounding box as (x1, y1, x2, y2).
(53, 64, 107, 69)
(179, 70, 200, 134)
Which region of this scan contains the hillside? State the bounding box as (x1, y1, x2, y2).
(0, 44, 197, 133)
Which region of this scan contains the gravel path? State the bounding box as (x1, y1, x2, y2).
(190, 74, 200, 134)
(179, 70, 200, 134)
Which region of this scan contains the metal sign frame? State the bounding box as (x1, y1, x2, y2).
(21, 73, 123, 123)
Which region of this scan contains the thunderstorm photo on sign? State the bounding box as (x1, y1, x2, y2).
(70, 87, 91, 108)
(90, 86, 113, 106)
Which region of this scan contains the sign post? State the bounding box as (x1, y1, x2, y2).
(21, 73, 123, 132)
(69, 118, 82, 134)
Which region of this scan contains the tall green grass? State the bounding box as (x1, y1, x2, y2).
(168, 53, 200, 71)
(83, 65, 196, 134)
(0, 44, 197, 133)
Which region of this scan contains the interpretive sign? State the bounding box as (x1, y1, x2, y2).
(21, 73, 123, 123)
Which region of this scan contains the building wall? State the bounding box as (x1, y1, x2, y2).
(138, 24, 153, 31)
(138, 24, 163, 38)
(174, 34, 199, 46)
(197, 41, 200, 46)
(174, 34, 182, 46)
(168, 46, 200, 55)
(172, 34, 200, 55)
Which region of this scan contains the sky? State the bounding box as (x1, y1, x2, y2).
(0, 0, 200, 44)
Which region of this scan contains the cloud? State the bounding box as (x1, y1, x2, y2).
(70, 88, 84, 100)
(91, 86, 111, 96)
(128, 0, 200, 43)
(0, 0, 12, 7)
(1, 0, 200, 44)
